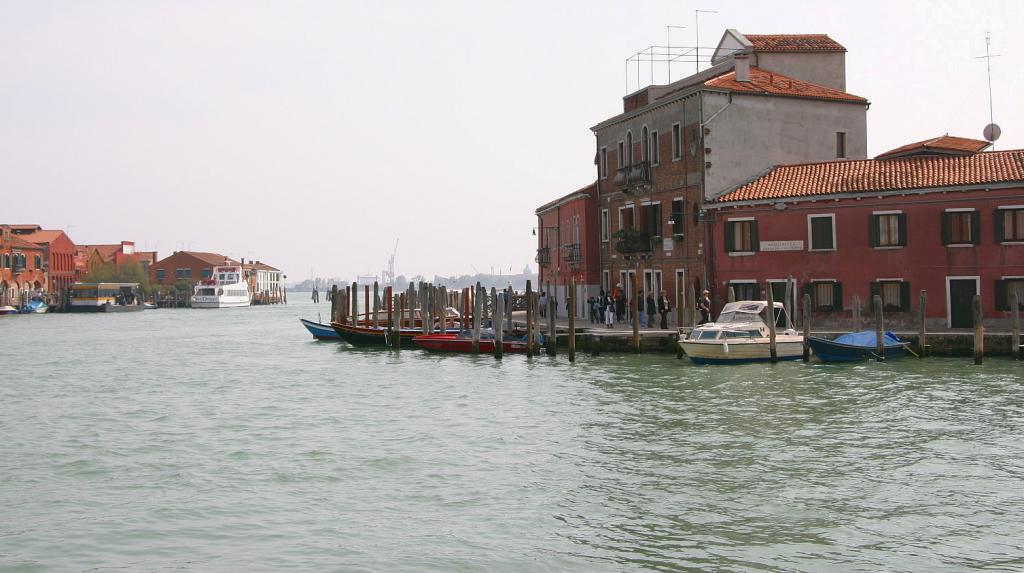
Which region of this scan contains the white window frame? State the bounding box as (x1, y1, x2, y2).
(601, 209, 609, 242)
(807, 213, 837, 252)
(944, 208, 977, 248)
(836, 131, 847, 159)
(617, 141, 624, 170)
(671, 122, 681, 161)
(872, 210, 904, 250)
(998, 205, 1024, 244)
(726, 217, 756, 257)
(599, 146, 608, 179)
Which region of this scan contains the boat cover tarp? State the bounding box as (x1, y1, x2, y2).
(833, 331, 903, 348)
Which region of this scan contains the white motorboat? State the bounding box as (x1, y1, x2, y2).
(678, 300, 804, 364)
(191, 265, 251, 308)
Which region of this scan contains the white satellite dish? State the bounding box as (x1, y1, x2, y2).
(983, 123, 1001, 142)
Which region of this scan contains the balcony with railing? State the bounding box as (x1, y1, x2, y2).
(614, 231, 653, 254)
(535, 247, 551, 265)
(561, 243, 581, 268)
(613, 160, 651, 192)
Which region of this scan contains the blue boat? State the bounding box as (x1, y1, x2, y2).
(21, 299, 48, 314)
(808, 331, 909, 362)
(300, 318, 340, 340)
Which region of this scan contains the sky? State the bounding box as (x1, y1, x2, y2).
(2, 0, 1021, 283)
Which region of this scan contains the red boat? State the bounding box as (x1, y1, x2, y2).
(412, 333, 529, 353)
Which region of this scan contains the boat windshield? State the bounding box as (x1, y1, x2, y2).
(196, 287, 216, 296)
(716, 310, 766, 325)
(723, 329, 761, 338)
(693, 330, 721, 340)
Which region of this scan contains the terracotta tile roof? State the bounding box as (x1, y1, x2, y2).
(4, 235, 44, 250)
(744, 34, 846, 53)
(81, 244, 122, 261)
(244, 262, 280, 272)
(18, 229, 70, 244)
(716, 150, 1024, 203)
(875, 135, 991, 159)
(704, 66, 866, 104)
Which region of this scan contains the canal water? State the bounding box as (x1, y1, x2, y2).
(1, 298, 1022, 572)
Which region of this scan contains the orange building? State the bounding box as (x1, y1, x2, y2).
(1, 225, 48, 305)
(4, 224, 77, 294)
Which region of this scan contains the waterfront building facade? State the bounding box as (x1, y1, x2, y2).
(243, 260, 284, 304)
(1, 225, 48, 305)
(535, 183, 600, 317)
(76, 241, 158, 278)
(6, 224, 77, 294)
(708, 137, 1024, 328)
(150, 251, 239, 287)
(590, 30, 868, 316)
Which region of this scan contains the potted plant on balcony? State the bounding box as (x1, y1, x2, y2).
(614, 229, 652, 253)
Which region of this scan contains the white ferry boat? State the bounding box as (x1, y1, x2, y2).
(192, 265, 251, 308)
(678, 300, 804, 364)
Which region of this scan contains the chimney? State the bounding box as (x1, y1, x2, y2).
(734, 54, 750, 83)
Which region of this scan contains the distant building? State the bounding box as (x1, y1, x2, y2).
(707, 136, 1024, 328)
(5, 224, 77, 294)
(535, 183, 600, 317)
(149, 251, 239, 287)
(1, 225, 48, 305)
(589, 29, 868, 314)
(243, 260, 284, 304)
(75, 241, 158, 278)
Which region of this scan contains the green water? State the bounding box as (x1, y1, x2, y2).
(1, 299, 1022, 572)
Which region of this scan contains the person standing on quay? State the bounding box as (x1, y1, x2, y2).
(658, 290, 670, 329)
(539, 291, 547, 318)
(604, 292, 615, 328)
(698, 290, 712, 325)
(645, 292, 656, 329)
(614, 285, 625, 323)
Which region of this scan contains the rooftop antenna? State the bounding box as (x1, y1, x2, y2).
(975, 32, 1001, 150)
(695, 9, 718, 73)
(667, 25, 686, 82)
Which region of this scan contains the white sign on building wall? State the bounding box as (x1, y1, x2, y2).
(759, 240, 804, 251)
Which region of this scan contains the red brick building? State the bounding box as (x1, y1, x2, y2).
(149, 251, 239, 287)
(6, 225, 77, 294)
(76, 241, 158, 278)
(707, 137, 1024, 328)
(1, 225, 48, 305)
(535, 183, 600, 316)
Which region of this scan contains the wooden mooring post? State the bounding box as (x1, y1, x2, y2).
(472, 285, 482, 354)
(973, 294, 984, 365)
(1011, 291, 1021, 360)
(568, 277, 576, 362)
(526, 280, 534, 358)
(918, 290, 928, 357)
(687, 285, 697, 328)
(364, 284, 371, 326)
(873, 294, 884, 361)
(766, 283, 778, 363)
(631, 273, 640, 353)
(330, 285, 339, 322)
(440, 286, 448, 334)
(546, 294, 556, 356)
(373, 281, 380, 328)
(494, 290, 505, 360)
(395, 293, 403, 350)
(852, 294, 861, 331)
(352, 282, 358, 325)
(802, 293, 811, 361)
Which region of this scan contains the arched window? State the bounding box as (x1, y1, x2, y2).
(625, 131, 633, 167)
(641, 126, 649, 163)
(2, 254, 9, 268)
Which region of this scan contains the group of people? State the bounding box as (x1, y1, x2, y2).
(585, 285, 672, 329)
(585, 286, 713, 329)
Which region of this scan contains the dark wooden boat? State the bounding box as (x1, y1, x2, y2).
(331, 322, 438, 347)
(808, 331, 909, 362)
(300, 318, 340, 340)
(412, 333, 529, 353)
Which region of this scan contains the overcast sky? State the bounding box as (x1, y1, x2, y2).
(2, 0, 1021, 282)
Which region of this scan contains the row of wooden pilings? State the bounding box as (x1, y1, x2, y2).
(320, 277, 600, 361)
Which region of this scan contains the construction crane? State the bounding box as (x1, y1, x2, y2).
(383, 239, 399, 286)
